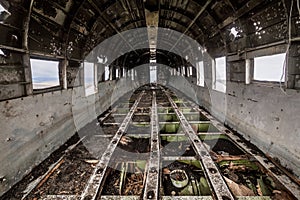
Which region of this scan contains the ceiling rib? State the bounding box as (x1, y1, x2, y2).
(87, 0, 139, 55)
(168, 0, 213, 53)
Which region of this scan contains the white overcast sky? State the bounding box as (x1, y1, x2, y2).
(254, 53, 286, 82)
(31, 59, 59, 79)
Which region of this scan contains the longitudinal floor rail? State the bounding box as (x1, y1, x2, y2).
(143, 90, 160, 199)
(80, 91, 145, 200)
(161, 88, 235, 200)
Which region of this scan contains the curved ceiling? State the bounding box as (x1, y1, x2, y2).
(109, 48, 190, 70)
(0, 0, 295, 63)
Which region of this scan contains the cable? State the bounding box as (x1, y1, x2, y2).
(280, 0, 294, 95)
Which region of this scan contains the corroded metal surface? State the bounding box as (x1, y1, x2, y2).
(162, 88, 235, 200)
(143, 90, 160, 199)
(80, 91, 145, 200)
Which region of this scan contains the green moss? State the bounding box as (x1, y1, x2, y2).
(160, 124, 180, 133)
(161, 135, 187, 142)
(198, 134, 229, 141)
(218, 160, 259, 171)
(196, 123, 219, 132)
(136, 160, 147, 170)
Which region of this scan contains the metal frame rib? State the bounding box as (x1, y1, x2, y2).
(80, 91, 145, 200)
(162, 88, 234, 200)
(143, 90, 160, 200)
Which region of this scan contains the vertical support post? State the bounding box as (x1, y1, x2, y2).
(212, 58, 216, 89)
(94, 62, 98, 91)
(98, 64, 105, 82)
(79, 63, 84, 87)
(120, 67, 124, 78)
(59, 59, 68, 89)
(23, 0, 35, 95)
(245, 59, 251, 85)
(286, 44, 300, 89)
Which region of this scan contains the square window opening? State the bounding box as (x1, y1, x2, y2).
(30, 58, 60, 90)
(84, 61, 97, 96)
(116, 68, 119, 79)
(105, 66, 110, 81)
(214, 57, 226, 93)
(197, 61, 205, 87)
(150, 65, 157, 83)
(254, 53, 286, 82)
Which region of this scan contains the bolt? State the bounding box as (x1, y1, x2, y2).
(0, 176, 6, 183)
(147, 191, 155, 199)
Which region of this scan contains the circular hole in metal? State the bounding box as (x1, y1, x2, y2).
(147, 190, 155, 199)
(194, 139, 199, 143)
(208, 168, 217, 174)
(97, 168, 104, 174)
(118, 131, 122, 135)
(225, 130, 231, 133)
(222, 196, 231, 200)
(150, 167, 157, 173)
(112, 140, 117, 144)
(152, 139, 157, 143)
(170, 169, 189, 188)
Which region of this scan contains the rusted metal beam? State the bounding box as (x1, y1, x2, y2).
(80, 91, 145, 200)
(162, 88, 235, 200)
(143, 90, 160, 200)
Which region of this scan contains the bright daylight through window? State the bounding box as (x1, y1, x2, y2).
(214, 57, 226, 93)
(254, 53, 286, 82)
(196, 61, 204, 87)
(84, 61, 97, 96)
(30, 58, 60, 90)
